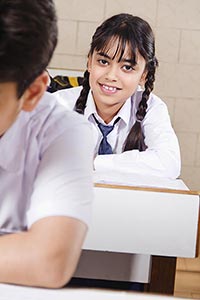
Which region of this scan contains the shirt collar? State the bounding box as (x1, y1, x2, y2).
(116, 97, 132, 126)
(0, 112, 27, 173)
(84, 90, 132, 126)
(84, 90, 98, 120)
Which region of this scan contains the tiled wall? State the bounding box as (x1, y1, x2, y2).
(50, 0, 200, 191)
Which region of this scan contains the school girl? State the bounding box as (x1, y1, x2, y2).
(55, 13, 181, 179)
(54, 13, 181, 290)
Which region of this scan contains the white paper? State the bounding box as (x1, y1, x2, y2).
(93, 170, 189, 191)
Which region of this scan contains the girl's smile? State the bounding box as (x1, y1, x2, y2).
(99, 83, 121, 95)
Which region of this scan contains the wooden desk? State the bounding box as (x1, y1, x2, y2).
(75, 181, 199, 295)
(0, 283, 195, 300)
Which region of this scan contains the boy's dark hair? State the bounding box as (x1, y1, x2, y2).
(75, 13, 158, 152)
(0, 0, 58, 98)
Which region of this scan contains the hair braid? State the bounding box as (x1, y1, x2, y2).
(123, 57, 158, 152)
(75, 70, 90, 114)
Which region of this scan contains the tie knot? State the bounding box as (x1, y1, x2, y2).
(92, 114, 120, 137)
(98, 123, 114, 137)
(92, 114, 120, 155)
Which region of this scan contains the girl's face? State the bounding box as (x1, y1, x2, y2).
(88, 40, 147, 121)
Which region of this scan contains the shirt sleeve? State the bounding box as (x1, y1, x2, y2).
(26, 116, 94, 228)
(94, 100, 181, 179)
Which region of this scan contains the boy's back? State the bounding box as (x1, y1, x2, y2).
(0, 0, 93, 288)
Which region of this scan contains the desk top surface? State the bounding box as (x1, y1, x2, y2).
(0, 284, 193, 300)
(93, 170, 196, 193)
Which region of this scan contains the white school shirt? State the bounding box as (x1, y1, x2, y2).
(55, 86, 181, 179)
(0, 91, 94, 235)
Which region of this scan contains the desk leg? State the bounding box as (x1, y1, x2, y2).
(144, 256, 177, 295)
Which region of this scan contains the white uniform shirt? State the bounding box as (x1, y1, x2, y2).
(0, 92, 94, 235)
(55, 86, 181, 179)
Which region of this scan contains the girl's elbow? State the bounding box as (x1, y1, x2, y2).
(165, 160, 181, 180)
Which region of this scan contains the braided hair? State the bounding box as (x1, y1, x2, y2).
(75, 70, 90, 114)
(75, 13, 158, 151)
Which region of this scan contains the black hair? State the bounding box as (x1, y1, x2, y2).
(75, 13, 158, 152)
(0, 0, 58, 98)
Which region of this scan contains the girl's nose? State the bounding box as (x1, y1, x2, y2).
(105, 65, 118, 81)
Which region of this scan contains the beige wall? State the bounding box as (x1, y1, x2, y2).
(50, 0, 200, 191)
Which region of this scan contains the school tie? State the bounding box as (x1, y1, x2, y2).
(92, 114, 120, 155)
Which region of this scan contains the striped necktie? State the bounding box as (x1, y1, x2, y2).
(93, 114, 120, 155)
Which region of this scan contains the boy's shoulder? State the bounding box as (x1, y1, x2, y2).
(31, 90, 87, 127)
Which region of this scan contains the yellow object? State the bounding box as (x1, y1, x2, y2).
(68, 76, 79, 87)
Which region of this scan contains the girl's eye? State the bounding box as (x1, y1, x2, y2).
(122, 65, 134, 72)
(98, 59, 108, 66)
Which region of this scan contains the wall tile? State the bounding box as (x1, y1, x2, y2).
(56, 20, 77, 54)
(157, 0, 200, 29)
(105, 0, 157, 25)
(173, 98, 200, 133)
(155, 63, 200, 98)
(162, 97, 175, 123)
(180, 30, 200, 64)
(49, 53, 87, 71)
(176, 132, 198, 166)
(54, 0, 105, 22)
(155, 28, 181, 63)
(180, 165, 200, 190)
(76, 22, 99, 55)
